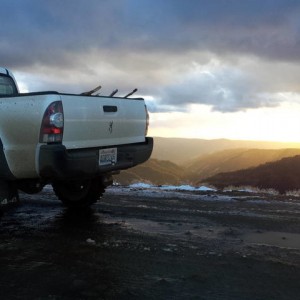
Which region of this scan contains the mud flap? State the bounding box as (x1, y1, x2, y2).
(0, 179, 19, 205)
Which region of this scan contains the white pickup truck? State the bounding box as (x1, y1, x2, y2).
(0, 67, 153, 207)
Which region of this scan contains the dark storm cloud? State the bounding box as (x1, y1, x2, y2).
(2, 0, 300, 65)
(127, 0, 300, 61)
(1, 0, 300, 112)
(0, 0, 123, 68)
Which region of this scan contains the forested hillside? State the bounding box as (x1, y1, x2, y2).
(202, 155, 300, 194)
(115, 148, 300, 188)
(113, 159, 187, 185)
(185, 148, 300, 181)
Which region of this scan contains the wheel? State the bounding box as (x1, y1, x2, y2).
(52, 177, 106, 208)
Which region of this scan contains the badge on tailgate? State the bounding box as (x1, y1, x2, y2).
(99, 148, 117, 166)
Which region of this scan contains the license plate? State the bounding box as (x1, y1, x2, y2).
(99, 148, 117, 166)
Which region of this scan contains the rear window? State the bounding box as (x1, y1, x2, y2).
(0, 75, 18, 96)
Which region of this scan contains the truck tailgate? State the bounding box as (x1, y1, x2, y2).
(61, 95, 147, 149)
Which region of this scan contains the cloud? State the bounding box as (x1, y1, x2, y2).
(2, 0, 300, 65)
(149, 56, 300, 112)
(2, 0, 300, 112)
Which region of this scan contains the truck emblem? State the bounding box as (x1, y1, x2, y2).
(109, 121, 113, 134)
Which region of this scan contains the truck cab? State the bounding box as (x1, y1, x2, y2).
(0, 68, 19, 96)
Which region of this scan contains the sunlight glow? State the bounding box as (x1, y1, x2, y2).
(148, 102, 300, 143)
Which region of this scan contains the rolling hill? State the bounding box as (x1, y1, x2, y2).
(185, 148, 300, 181)
(202, 155, 300, 194)
(113, 158, 186, 185)
(114, 148, 300, 187)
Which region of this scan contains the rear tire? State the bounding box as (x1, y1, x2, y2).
(52, 177, 106, 208)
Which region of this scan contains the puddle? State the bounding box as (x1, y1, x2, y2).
(244, 231, 300, 249)
(101, 215, 223, 238)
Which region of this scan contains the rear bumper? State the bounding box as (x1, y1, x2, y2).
(38, 137, 153, 180)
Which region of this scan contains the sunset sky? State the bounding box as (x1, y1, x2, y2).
(2, 0, 300, 142)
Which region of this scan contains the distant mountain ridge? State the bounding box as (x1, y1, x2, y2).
(202, 155, 300, 194)
(185, 148, 300, 181)
(114, 158, 185, 185)
(114, 148, 300, 189)
(152, 137, 300, 164)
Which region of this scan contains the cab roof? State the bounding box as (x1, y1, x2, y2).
(0, 67, 19, 93)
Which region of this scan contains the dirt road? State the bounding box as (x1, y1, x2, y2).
(1, 186, 300, 299)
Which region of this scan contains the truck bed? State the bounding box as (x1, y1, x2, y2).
(0, 92, 149, 178)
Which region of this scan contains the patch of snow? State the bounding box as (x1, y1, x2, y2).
(107, 183, 231, 202)
(237, 188, 255, 193)
(128, 183, 216, 193)
(160, 184, 216, 192)
(198, 186, 216, 192)
(160, 185, 195, 191)
(129, 183, 154, 189)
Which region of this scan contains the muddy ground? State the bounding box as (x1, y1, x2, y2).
(0, 185, 300, 300)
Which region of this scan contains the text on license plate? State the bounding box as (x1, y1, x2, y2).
(99, 148, 117, 166)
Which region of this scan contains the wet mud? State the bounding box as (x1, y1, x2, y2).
(1, 186, 300, 299)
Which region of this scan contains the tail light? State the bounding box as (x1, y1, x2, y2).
(145, 104, 150, 136)
(39, 101, 64, 143)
